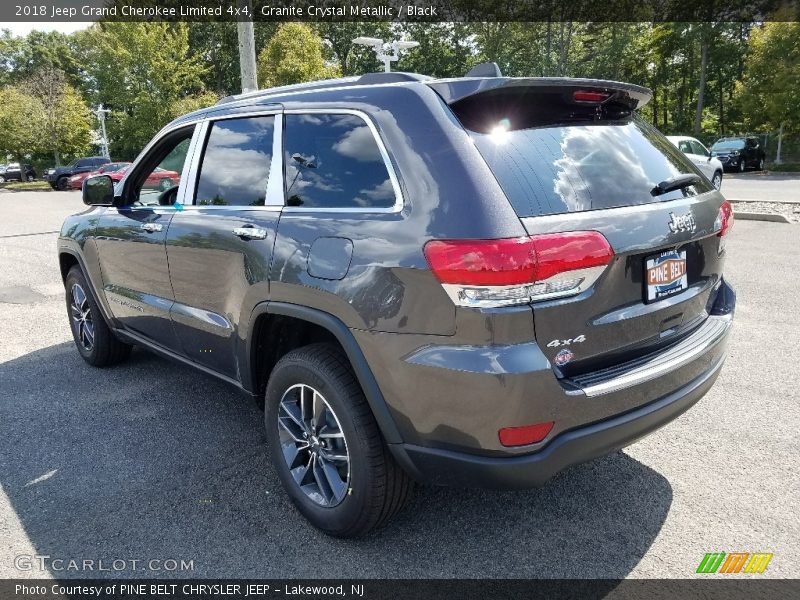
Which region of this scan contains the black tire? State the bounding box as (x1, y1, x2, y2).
(26, 174, 34, 182)
(758, 157, 765, 171)
(0, 175, 6, 183)
(738, 160, 745, 173)
(65, 266, 132, 367)
(711, 170, 723, 190)
(265, 343, 413, 537)
(56, 176, 70, 191)
(49, 183, 57, 190)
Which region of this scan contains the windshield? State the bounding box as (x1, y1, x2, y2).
(470, 115, 710, 217)
(66, 159, 79, 168)
(711, 140, 745, 151)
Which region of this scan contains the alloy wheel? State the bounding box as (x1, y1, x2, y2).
(277, 383, 350, 507)
(70, 284, 95, 351)
(712, 173, 722, 190)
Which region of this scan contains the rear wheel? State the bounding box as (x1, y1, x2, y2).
(711, 171, 722, 190)
(265, 343, 413, 537)
(26, 173, 34, 182)
(65, 266, 132, 367)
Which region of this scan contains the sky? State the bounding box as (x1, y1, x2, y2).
(3, 22, 90, 37)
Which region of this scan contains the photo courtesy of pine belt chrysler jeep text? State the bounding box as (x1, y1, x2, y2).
(58, 64, 735, 537)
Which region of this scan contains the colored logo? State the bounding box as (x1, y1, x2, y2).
(554, 348, 574, 367)
(696, 552, 773, 574)
(647, 255, 687, 287)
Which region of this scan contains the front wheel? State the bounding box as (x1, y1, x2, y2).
(159, 177, 174, 192)
(711, 171, 723, 190)
(758, 158, 765, 171)
(738, 160, 746, 173)
(265, 344, 413, 537)
(26, 174, 34, 182)
(0, 176, 6, 183)
(65, 266, 132, 367)
(56, 176, 70, 191)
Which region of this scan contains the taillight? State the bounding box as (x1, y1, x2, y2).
(499, 421, 554, 447)
(573, 90, 610, 103)
(424, 231, 614, 308)
(716, 200, 734, 237)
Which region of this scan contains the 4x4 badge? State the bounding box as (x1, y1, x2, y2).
(668, 211, 696, 234)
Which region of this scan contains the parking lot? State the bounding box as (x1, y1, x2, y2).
(0, 190, 797, 579)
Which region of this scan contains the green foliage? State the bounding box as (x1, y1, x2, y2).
(257, 23, 340, 88)
(314, 23, 392, 75)
(735, 21, 800, 134)
(79, 22, 207, 160)
(0, 87, 45, 161)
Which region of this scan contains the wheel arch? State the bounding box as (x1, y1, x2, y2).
(245, 302, 404, 444)
(58, 248, 115, 327)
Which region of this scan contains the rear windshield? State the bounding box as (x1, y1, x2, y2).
(469, 116, 711, 217)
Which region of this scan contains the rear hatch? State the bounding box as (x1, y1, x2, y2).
(432, 78, 730, 376)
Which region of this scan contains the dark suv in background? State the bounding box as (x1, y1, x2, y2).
(710, 136, 766, 172)
(59, 67, 735, 537)
(47, 156, 110, 190)
(0, 163, 37, 182)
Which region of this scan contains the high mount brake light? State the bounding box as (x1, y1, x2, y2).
(424, 231, 614, 308)
(573, 90, 611, 103)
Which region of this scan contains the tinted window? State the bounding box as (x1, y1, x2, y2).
(690, 140, 708, 155)
(195, 116, 275, 206)
(712, 139, 745, 151)
(677, 140, 692, 153)
(470, 116, 711, 217)
(283, 113, 395, 209)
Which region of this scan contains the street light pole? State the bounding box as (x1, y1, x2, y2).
(93, 105, 111, 159)
(352, 37, 419, 73)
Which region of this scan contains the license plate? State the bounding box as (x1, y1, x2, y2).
(645, 250, 688, 302)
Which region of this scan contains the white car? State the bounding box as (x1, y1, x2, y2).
(667, 136, 724, 190)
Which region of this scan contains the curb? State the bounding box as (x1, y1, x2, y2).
(727, 198, 799, 205)
(732, 211, 791, 223)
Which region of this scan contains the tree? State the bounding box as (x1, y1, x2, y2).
(78, 22, 208, 159)
(314, 23, 392, 76)
(257, 23, 340, 89)
(23, 67, 92, 165)
(735, 20, 800, 135)
(0, 87, 45, 163)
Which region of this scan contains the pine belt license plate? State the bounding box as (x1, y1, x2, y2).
(645, 250, 688, 302)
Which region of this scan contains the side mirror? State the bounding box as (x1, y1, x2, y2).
(83, 175, 114, 206)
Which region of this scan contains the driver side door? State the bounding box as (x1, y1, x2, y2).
(93, 125, 197, 349)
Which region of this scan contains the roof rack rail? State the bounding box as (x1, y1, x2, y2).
(465, 62, 502, 78)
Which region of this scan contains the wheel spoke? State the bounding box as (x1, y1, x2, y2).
(279, 401, 304, 430)
(278, 415, 304, 442)
(320, 459, 347, 502)
(312, 456, 334, 504)
(312, 391, 327, 433)
(83, 320, 95, 345)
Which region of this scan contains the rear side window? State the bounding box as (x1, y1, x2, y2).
(195, 116, 275, 206)
(282, 113, 395, 209)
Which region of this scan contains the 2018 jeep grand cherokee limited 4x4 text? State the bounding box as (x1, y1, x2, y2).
(58, 68, 735, 537)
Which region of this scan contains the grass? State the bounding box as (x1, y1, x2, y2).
(767, 162, 800, 173)
(0, 180, 53, 191)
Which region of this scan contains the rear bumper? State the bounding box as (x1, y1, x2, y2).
(391, 351, 725, 489)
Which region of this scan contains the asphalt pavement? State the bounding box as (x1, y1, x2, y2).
(722, 172, 799, 203)
(0, 190, 797, 579)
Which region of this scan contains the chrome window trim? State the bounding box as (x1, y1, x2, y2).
(280, 108, 405, 215)
(176, 109, 284, 212)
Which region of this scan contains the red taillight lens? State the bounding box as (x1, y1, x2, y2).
(499, 421, 555, 447)
(423, 237, 537, 286)
(573, 90, 610, 103)
(424, 232, 613, 287)
(424, 232, 614, 307)
(529, 231, 615, 281)
(717, 200, 734, 237)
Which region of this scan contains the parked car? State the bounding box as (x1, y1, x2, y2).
(0, 162, 37, 183)
(667, 136, 724, 189)
(47, 156, 110, 190)
(68, 162, 131, 190)
(59, 67, 735, 537)
(710, 136, 766, 172)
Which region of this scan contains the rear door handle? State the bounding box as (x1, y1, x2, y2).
(141, 223, 163, 233)
(233, 226, 267, 240)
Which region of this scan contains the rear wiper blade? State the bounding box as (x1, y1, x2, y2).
(651, 173, 702, 197)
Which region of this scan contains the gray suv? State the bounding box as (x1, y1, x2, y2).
(58, 68, 735, 537)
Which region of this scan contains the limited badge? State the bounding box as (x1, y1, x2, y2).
(554, 348, 574, 367)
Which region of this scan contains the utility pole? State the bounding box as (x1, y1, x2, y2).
(93, 105, 111, 159)
(237, 0, 258, 93)
(775, 122, 784, 165)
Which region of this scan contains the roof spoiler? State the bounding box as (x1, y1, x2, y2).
(428, 77, 652, 110)
(465, 62, 502, 78)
